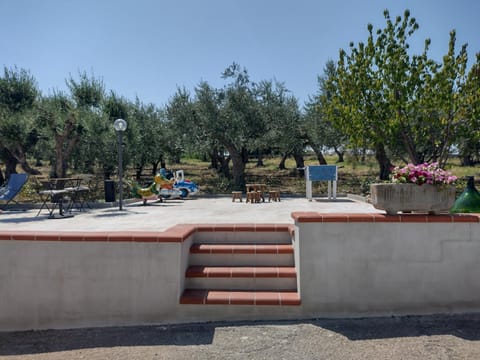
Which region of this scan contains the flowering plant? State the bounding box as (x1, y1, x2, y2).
(390, 162, 457, 186)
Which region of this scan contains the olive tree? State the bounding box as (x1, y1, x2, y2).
(37, 72, 106, 178)
(304, 60, 347, 164)
(0, 66, 40, 180)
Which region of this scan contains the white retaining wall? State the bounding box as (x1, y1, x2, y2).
(1, 216, 479, 331)
(293, 213, 480, 318)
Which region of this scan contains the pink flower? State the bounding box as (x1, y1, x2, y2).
(390, 162, 457, 186)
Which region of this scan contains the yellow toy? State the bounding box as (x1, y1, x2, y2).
(126, 174, 181, 205)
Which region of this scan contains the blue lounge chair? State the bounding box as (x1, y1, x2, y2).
(0, 173, 29, 210)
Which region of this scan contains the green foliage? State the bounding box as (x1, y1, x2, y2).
(0, 66, 40, 176)
(322, 8, 475, 179)
(128, 99, 168, 176)
(0, 66, 38, 112)
(66, 71, 105, 108)
(456, 53, 480, 165)
(103, 91, 130, 121)
(304, 60, 348, 163)
(255, 79, 303, 158)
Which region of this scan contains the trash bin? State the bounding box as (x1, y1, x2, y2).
(104, 180, 115, 202)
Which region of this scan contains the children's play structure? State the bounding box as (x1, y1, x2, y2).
(173, 170, 199, 198)
(127, 169, 199, 205)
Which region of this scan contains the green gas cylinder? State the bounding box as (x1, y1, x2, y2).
(450, 176, 480, 213)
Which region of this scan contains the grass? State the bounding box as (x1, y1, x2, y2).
(167, 154, 480, 196)
(14, 154, 480, 202)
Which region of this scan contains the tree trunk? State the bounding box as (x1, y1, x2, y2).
(218, 156, 231, 179)
(151, 159, 160, 175)
(7, 145, 41, 175)
(241, 147, 249, 164)
(311, 146, 327, 165)
(334, 146, 344, 163)
(316, 152, 327, 165)
(52, 113, 80, 178)
(461, 154, 474, 166)
(20, 161, 41, 175)
(293, 150, 305, 177)
(315, 151, 327, 165)
(256, 152, 264, 167)
(210, 148, 219, 170)
(278, 153, 288, 170)
(400, 128, 419, 164)
(374, 142, 392, 180)
(53, 137, 65, 178)
(228, 146, 246, 190)
(135, 164, 144, 181)
(2, 150, 18, 179)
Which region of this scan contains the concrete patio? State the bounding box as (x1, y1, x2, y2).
(0, 195, 380, 232)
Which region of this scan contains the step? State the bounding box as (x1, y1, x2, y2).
(180, 289, 301, 306)
(189, 243, 294, 266)
(185, 266, 297, 290)
(185, 266, 297, 278)
(190, 243, 294, 254)
(194, 231, 293, 244)
(185, 277, 298, 290)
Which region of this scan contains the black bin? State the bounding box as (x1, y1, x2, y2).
(104, 180, 115, 202)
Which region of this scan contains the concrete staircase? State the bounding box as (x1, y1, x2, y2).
(180, 226, 301, 306)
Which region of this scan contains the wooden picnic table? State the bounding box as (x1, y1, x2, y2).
(245, 183, 267, 192)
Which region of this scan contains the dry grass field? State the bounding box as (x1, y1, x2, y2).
(14, 153, 480, 203)
(174, 154, 479, 195)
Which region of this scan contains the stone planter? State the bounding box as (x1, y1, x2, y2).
(370, 183, 456, 215)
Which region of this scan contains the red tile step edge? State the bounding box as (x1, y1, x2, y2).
(190, 243, 293, 254)
(180, 289, 301, 305)
(186, 266, 297, 278)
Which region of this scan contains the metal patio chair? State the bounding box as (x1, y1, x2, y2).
(0, 173, 29, 210)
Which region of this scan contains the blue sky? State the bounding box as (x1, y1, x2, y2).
(2, 0, 479, 107)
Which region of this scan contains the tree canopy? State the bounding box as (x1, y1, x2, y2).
(0, 9, 479, 188)
(318, 9, 477, 179)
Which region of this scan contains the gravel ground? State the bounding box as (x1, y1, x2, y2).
(1, 314, 479, 360)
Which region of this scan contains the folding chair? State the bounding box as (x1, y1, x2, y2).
(35, 177, 73, 218)
(64, 175, 92, 212)
(0, 173, 29, 210)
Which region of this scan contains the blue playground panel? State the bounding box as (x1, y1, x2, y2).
(306, 165, 337, 181)
(305, 165, 337, 200)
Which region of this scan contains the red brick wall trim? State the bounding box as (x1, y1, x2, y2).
(0, 224, 196, 243)
(291, 212, 480, 223)
(194, 223, 293, 233)
(0, 223, 294, 243)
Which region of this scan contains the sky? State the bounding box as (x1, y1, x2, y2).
(2, 0, 479, 108)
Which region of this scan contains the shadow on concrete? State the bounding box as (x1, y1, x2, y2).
(0, 324, 214, 355)
(1, 314, 479, 356)
(311, 313, 480, 341)
(0, 214, 50, 224)
(310, 198, 356, 203)
(91, 202, 185, 218)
